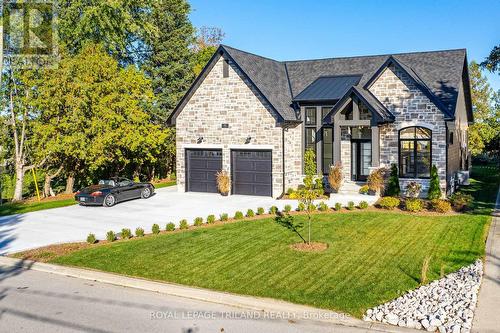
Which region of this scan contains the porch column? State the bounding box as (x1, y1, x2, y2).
(333, 112, 341, 163)
(371, 126, 380, 167)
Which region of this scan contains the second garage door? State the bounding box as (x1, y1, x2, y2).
(231, 150, 272, 196)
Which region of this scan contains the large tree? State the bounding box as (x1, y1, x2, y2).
(142, 0, 195, 121)
(468, 61, 499, 156)
(31, 44, 173, 193)
(57, 0, 155, 65)
(481, 45, 500, 75)
(192, 26, 225, 76)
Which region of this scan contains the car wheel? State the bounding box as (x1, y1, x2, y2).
(103, 194, 116, 207)
(141, 187, 152, 199)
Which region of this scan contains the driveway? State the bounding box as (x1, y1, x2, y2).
(0, 186, 377, 255)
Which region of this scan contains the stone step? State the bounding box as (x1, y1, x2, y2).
(339, 181, 366, 194)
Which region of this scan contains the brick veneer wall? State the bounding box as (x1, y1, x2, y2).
(175, 56, 302, 197)
(369, 64, 447, 197)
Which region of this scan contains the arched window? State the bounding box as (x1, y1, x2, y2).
(399, 127, 431, 178)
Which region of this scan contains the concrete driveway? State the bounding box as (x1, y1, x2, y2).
(0, 186, 377, 255)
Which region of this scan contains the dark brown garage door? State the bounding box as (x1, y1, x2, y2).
(231, 150, 272, 196)
(186, 149, 222, 193)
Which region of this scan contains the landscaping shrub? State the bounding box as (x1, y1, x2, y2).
(286, 188, 294, 195)
(430, 199, 451, 213)
(246, 209, 255, 217)
(206, 215, 216, 224)
(379, 197, 400, 210)
(179, 219, 188, 230)
(220, 213, 228, 221)
(318, 201, 328, 211)
(106, 231, 116, 242)
(359, 185, 369, 195)
(427, 165, 441, 200)
(288, 191, 300, 199)
(121, 228, 132, 239)
(386, 164, 400, 196)
(307, 203, 316, 211)
(359, 201, 369, 209)
(194, 217, 203, 226)
(166, 222, 175, 231)
(334, 202, 342, 211)
(135, 227, 145, 237)
(405, 181, 422, 198)
(283, 204, 292, 213)
(328, 162, 343, 193)
(367, 167, 387, 194)
(257, 207, 265, 215)
(346, 201, 355, 210)
(297, 202, 305, 211)
(405, 198, 424, 212)
(86, 233, 96, 244)
(152, 224, 160, 235)
(269, 206, 278, 214)
(234, 211, 244, 219)
(216, 170, 231, 195)
(449, 192, 473, 211)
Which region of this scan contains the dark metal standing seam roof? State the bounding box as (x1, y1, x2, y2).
(293, 75, 362, 102)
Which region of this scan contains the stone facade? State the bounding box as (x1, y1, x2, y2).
(175, 56, 302, 197)
(369, 64, 447, 196)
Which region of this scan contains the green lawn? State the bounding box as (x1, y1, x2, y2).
(48, 167, 497, 317)
(52, 212, 490, 317)
(0, 198, 77, 216)
(153, 180, 176, 189)
(0, 181, 176, 216)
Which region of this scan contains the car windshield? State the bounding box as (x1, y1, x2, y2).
(98, 179, 116, 187)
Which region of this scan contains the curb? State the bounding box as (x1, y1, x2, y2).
(0, 256, 420, 333)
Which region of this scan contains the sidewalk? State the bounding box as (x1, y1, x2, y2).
(0, 255, 420, 333)
(472, 188, 500, 333)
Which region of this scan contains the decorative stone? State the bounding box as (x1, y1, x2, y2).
(363, 260, 482, 333)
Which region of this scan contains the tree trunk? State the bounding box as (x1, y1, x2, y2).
(12, 165, 24, 201)
(43, 174, 51, 198)
(65, 174, 75, 194)
(43, 166, 63, 197)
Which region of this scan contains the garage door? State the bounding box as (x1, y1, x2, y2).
(186, 149, 222, 193)
(231, 150, 272, 196)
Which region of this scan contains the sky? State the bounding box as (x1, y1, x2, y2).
(189, 0, 500, 90)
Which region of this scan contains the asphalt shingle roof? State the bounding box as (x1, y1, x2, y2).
(221, 45, 467, 122)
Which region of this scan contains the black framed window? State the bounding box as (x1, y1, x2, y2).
(305, 107, 316, 125)
(399, 126, 431, 178)
(305, 127, 316, 153)
(321, 107, 332, 121)
(322, 127, 333, 174)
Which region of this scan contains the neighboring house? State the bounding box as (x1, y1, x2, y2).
(168, 45, 472, 198)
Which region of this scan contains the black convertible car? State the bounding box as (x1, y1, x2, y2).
(75, 178, 155, 207)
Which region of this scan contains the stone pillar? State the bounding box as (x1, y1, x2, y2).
(371, 126, 380, 167)
(340, 127, 351, 180)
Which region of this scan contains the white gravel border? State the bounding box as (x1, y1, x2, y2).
(364, 260, 483, 333)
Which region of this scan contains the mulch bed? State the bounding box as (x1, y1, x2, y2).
(290, 242, 328, 252)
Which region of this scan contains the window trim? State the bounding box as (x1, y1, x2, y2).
(398, 126, 432, 179)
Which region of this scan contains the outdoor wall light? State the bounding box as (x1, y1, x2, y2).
(245, 136, 252, 144)
(197, 137, 204, 144)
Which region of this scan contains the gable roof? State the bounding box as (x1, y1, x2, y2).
(323, 86, 395, 124)
(168, 46, 470, 124)
(293, 75, 362, 102)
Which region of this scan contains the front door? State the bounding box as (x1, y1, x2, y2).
(351, 140, 371, 181)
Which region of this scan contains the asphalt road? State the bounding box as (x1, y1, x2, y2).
(0, 266, 375, 333)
